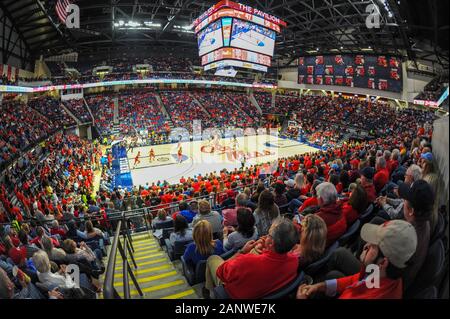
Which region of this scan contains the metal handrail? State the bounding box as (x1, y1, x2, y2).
(103, 213, 144, 299)
(102, 220, 121, 299)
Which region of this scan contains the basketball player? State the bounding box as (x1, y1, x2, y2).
(149, 148, 155, 162)
(231, 135, 239, 151)
(177, 147, 183, 163)
(133, 151, 141, 168)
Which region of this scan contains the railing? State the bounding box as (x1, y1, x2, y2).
(103, 214, 144, 299)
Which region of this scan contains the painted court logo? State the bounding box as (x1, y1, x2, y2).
(56, 0, 80, 29)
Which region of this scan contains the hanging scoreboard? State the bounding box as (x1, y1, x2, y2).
(193, 0, 286, 72)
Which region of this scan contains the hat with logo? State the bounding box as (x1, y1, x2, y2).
(361, 220, 417, 268)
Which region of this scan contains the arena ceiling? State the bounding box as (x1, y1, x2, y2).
(1, 0, 448, 68)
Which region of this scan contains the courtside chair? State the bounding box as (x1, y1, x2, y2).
(338, 220, 361, 247)
(304, 241, 339, 277)
(405, 239, 445, 299)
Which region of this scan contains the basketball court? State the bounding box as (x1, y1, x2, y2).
(126, 134, 320, 185)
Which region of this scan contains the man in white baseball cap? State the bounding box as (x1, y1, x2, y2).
(297, 220, 417, 299)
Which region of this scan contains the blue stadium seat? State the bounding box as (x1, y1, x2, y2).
(212, 271, 305, 299)
(166, 238, 193, 261)
(338, 220, 361, 246)
(304, 241, 339, 276)
(182, 250, 238, 286)
(358, 204, 374, 224)
(405, 239, 445, 299)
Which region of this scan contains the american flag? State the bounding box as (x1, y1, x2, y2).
(55, 0, 72, 25)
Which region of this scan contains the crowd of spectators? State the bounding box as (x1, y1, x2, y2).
(28, 97, 76, 128)
(415, 74, 449, 102)
(63, 99, 92, 124)
(85, 94, 115, 135)
(193, 91, 258, 129)
(160, 91, 212, 131)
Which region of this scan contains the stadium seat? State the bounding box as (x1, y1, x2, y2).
(166, 238, 193, 261)
(430, 212, 446, 245)
(338, 220, 361, 246)
(304, 241, 339, 277)
(358, 204, 374, 224)
(405, 239, 445, 299)
(212, 271, 306, 299)
(182, 250, 238, 286)
(153, 220, 173, 230)
(159, 227, 174, 246)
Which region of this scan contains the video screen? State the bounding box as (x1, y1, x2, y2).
(230, 19, 276, 56)
(298, 54, 403, 92)
(197, 20, 224, 56)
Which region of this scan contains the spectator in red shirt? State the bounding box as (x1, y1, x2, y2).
(222, 193, 249, 227)
(374, 157, 390, 193)
(204, 218, 299, 299)
(341, 184, 368, 225)
(298, 180, 321, 213)
(315, 182, 347, 247)
(297, 220, 417, 299)
(360, 167, 377, 203)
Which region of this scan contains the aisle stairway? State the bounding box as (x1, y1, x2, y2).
(107, 231, 199, 299)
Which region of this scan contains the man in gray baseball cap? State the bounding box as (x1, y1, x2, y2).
(297, 219, 417, 299)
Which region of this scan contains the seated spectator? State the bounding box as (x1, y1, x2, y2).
(222, 193, 249, 227)
(222, 208, 258, 252)
(41, 236, 66, 263)
(32, 250, 76, 290)
(253, 189, 280, 236)
(374, 164, 422, 221)
(315, 182, 347, 246)
(18, 230, 40, 259)
(341, 184, 368, 225)
(273, 183, 288, 207)
(182, 220, 224, 267)
(298, 180, 321, 213)
(291, 214, 327, 268)
(374, 157, 390, 193)
(192, 200, 223, 238)
(0, 267, 46, 299)
(204, 218, 299, 299)
(50, 220, 67, 239)
(151, 209, 172, 229)
(398, 180, 434, 291)
(169, 215, 193, 246)
(172, 201, 196, 223)
(360, 167, 377, 203)
(297, 220, 417, 299)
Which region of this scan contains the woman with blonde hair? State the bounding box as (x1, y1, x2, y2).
(182, 220, 224, 267)
(292, 214, 327, 268)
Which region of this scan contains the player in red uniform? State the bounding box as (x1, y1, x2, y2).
(133, 151, 141, 168)
(149, 148, 155, 162)
(177, 147, 183, 163)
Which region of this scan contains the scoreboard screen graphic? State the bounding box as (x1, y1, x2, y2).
(197, 20, 224, 56)
(194, 1, 286, 72)
(230, 19, 276, 56)
(298, 54, 403, 92)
